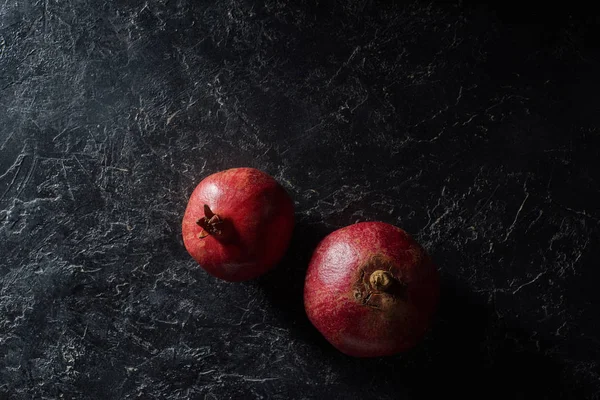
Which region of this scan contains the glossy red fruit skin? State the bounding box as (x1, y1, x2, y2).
(182, 168, 294, 282)
(304, 222, 439, 357)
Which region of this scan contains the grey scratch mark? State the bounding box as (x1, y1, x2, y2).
(60, 160, 75, 201)
(461, 113, 478, 126)
(304, 120, 325, 134)
(504, 183, 529, 242)
(484, 98, 505, 115)
(351, 94, 369, 113)
(220, 373, 279, 383)
(52, 129, 66, 143)
(512, 271, 546, 294)
(71, 154, 109, 196)
(105, 166, 129, 172)
(71, 154, 91, 178)
(101, 142, 108, 188)
(561, 205, 599, 222)
(260, 145, 273, 157)
(411, 128, 446, 143)
(42, 0, 49, 35)
(79, 267, 101, 273)
(428, 208, 451, 232)
(327, 45, 361, 87)
(236, 111, 267, 149)
(139, 2, 150, 15)
(410, 105, 449, 129)
(570, 238, 589, 273)
(549, 218, 567, 251)
(52, 126, 80, 142)
(455, 85, 463, 105)
(281, 121, 329, 152)
(525, 209, 544, 233)
(0, 153, 26, 181)
(115, 282, 129, 295)
(153, 319, 179, 326)
(1, 128, 17, 150)
(555, 322, 567, 336)
(0, 262, 29, 294)
(469, 184, 500, 223)
(166, 110, 180, 125)
(0, 155, 27, 202)
(15, 156, 37, 199)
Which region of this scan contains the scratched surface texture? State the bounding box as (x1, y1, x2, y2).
(1, 0, 599, 399)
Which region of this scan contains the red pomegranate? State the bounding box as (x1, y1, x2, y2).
(304, 221, 439, 357)
(182, 167, 294, 281)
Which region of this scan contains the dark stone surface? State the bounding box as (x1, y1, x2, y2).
(1, 1, 599, 398)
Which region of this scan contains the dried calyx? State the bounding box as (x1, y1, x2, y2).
(369, 270, 394, 292)
(196, 205, 232, 240)
(354, 268, 406, 311)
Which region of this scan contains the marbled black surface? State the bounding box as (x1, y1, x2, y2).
(1, 1, 599, 399)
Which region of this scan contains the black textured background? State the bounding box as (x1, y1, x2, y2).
(1, 1, 599, 399)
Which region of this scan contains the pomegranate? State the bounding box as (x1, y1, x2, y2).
(182, 167, 294, 282)
(304, 221, 439, 357)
